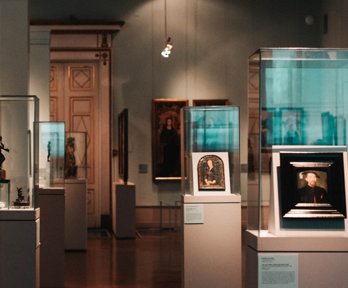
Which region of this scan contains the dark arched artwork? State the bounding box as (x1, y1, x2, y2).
(197, 154, 225, 191)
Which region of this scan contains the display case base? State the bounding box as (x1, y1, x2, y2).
(245, 230, 348, 288)
(0, 208, 40, 288)
(112, 182, 136, 239)
(38, 187, 65, 288)
(182, 194, 241, 288)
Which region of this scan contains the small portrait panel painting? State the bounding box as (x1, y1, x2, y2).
(297, 170, 328, 204)
(197, 155, 225, 191)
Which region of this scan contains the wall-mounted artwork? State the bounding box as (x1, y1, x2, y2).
(118, 108, 128, 184)
(152, 98, 188, 181)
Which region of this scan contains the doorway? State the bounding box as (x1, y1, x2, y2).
(50, 59, 105, 227)
(48, 26, 120, 227)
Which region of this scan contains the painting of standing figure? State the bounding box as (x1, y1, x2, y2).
(152, 98, 188, 181)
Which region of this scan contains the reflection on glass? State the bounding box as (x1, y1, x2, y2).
(182, 106, 240, 195)
(248, 48, 348, 232)
(65, 132, 87, 179)
(37, 122, 65, 187)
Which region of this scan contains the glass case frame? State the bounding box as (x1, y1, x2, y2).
(248, 48, 348, 235)
(181, 106, 240, 196)
(0, 95, 39, 210)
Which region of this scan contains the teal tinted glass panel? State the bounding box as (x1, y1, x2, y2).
(37, 121, 65, 186)
(182, 106, 240, 195)
(260, 49, 348, 149)
(185, 106, 239, 152)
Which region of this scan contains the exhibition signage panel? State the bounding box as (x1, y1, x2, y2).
(258, 253, 298, 288)
(184, 203, 204, 224)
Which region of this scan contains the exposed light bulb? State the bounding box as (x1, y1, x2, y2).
(161, 38, 173, 58)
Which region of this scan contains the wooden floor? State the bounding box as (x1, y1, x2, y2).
(64, 229, 182, 288)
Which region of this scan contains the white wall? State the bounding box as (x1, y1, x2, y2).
(30, 0, 323, 206)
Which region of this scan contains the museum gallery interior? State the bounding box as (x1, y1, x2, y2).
(1, 1, 348, 288)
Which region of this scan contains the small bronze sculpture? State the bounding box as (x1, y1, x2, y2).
(0, 136, 9, 179)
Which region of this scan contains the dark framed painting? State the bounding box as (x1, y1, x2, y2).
(152, 98, 188, 181)
(191, 152, 230, 195)
(193, 99, 229, 106)
(118, 108, 128, 184)
(278, 151, 347, 220)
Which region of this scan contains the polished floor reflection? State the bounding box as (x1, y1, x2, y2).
(64, 229, 181, 288)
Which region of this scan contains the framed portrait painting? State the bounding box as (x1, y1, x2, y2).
(192, 152, 230, 195)
(270, 146, 348, 233)
(152, 98, 188, 181)
(278, 151, 347, 219)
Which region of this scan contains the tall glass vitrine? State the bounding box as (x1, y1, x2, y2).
(0, 95, 39, 209)
(248, 48, 348, 235)
(182, 106, 240, 196)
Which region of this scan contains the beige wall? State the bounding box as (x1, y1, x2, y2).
(322, 0, 348, 47)
(111, 0, 321, 206)
(29, 0, 323, 208)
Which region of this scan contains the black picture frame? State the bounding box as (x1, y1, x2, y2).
(278, 151, 347, 220)
(118, 109, 128, 184)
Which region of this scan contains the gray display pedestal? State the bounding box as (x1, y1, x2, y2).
(245, 230, 348, 288)
(64, 179, 87, 250)
(0, 209, 40, 288)
(38, 187, 65, 288)
(182, 194, 241, 288)
(112, 183, 136, 239)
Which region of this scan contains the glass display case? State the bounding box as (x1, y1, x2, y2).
(248, 48, 348, 234)
(0, 95, 39, 209)
(181, 106, 240, 195)
(36, 122, 65, 187)
(64, 131, 87, 179)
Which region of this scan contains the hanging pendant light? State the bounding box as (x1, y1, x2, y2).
(161, 0, 173, 58)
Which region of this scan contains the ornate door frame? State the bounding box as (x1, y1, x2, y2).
(48, 24, 121, 227)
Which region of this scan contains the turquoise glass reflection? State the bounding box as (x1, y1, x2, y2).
(184, 106, 239, 152)
(37, 122, 65, 187)
(260, 48, 348, 148)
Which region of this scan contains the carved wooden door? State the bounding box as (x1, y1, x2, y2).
(50, 61, 104, 227)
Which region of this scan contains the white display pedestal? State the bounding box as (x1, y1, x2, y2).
(64, 179, 87, 250)
(112, 183, 136, 238)
(0, 209, 40, 288)
(38, 187, 65, 288)
(245, 230, 348, 288)
(182, 194, 241, 288)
